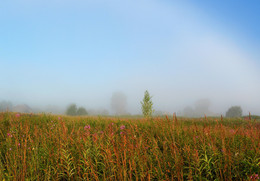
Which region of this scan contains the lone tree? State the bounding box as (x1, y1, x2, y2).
(226, 106, 242, 117)
(66, 104, 77, 116)
(141, 90, 154, 118)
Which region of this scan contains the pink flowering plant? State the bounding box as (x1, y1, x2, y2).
(250, 174, 259, 181)
(84, 125, 91, 130)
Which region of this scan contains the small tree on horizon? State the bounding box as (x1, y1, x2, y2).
(226, 106, 242, 117)
(66, 104, 77, 116)
(77, 107, 88, 116)
(141, 90, 154, 118)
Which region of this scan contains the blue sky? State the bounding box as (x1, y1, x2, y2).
(1, 0, 260, 115)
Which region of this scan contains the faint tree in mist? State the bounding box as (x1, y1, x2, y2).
(110, 92, 127, 115)
(66, 104, 88, 116)
(77, 107, 88, 116)
(13, 104, 32, 113)
(182, 99, 212, 117)
(194, 99, 211, 116)
(183, 106, 194, 117)
(0, 101, 13, 112)
(66, 104, 77, 116)
(226, 106, 242, 117)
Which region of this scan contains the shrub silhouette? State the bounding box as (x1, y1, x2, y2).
(77, 107, 88, 116)
(66, 104, 77, 116)
(226, 106, 242, 117)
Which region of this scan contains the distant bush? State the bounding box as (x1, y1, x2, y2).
(66, 104, 88, 116)
(77, 107, 88, 116)
(66, 104, 77, 116)
(226, 106, 242, 117)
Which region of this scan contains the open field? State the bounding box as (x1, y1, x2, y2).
(0, 112, 259, 180)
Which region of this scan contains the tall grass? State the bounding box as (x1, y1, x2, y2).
(0, 112, 259, 180)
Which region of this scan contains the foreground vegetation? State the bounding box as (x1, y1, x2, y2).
(0, 112, 259, 180)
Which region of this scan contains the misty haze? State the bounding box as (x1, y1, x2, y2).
(1, 1, 260, 180)
(1, 1, 260, 117)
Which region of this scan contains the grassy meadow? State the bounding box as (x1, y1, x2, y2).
(0, 112, 259, 180)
